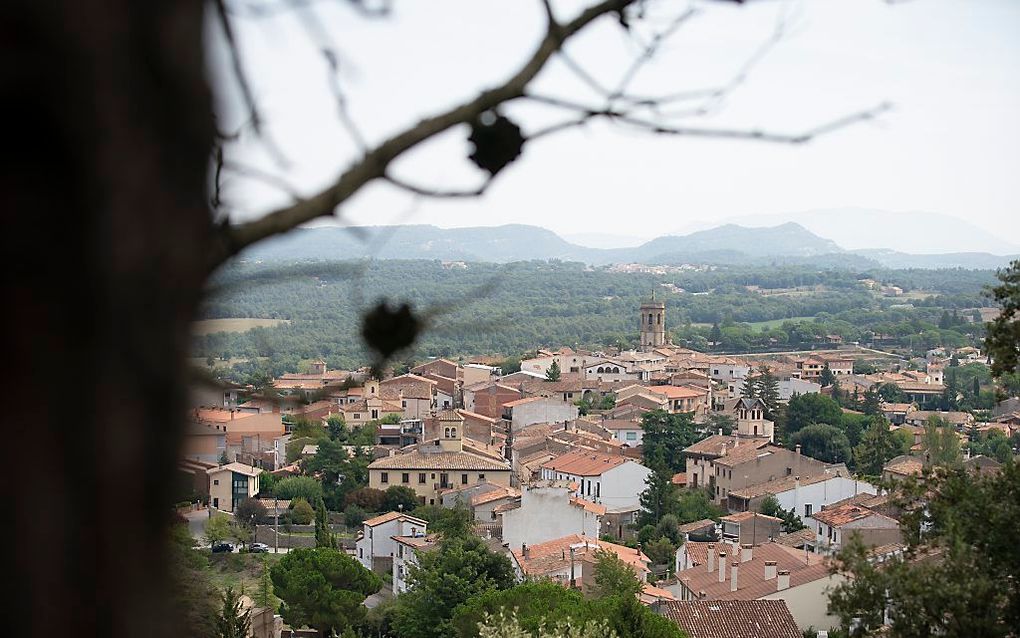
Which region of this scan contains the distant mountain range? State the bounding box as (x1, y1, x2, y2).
(243, 222, 1016, 270)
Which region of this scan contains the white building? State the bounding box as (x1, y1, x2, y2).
(355, 512, 428, 572)
(539, 449, 652, 510)
(807, 502, 901, 555)
(709, 362, 751, 383)
(502, 480, 605, 550)
(728, 377, 821, 401)
(727, 470, 879, 519)
(602, 419, 645, 446)
(502, 396, 579, 433)
(391, 532, 440, 594)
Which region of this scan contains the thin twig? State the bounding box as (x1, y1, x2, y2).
(223, 161, 306, 201)
(383, 174, 495, 199)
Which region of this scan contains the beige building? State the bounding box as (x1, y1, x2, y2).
(684, 436, 830, 505)
(367, 411, 512, 505)
(206, 462, 261, 512)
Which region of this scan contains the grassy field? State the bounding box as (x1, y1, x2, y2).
(207, 553, 283, 606)
(192, 318, 290, 336)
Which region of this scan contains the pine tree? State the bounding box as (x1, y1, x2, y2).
(215, 587, 251, 638)
(820, 363, 835, 388)
(754, 365, 780, 420)
(315, 496, 336, 549)
(862, 387, 882, 416)
(255, 555, 273, 610)
(545, 360, 561, 381)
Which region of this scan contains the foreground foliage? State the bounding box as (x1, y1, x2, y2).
(829, 462, 1020, 637)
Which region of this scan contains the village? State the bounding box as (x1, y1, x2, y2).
(178, 296, 1019, 638)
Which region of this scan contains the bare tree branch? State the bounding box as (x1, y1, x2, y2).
(216, 0, 637, 266)
(223, 161, 306, 201)
(214, 0, 291, 167)
(383, 174, 495, 199)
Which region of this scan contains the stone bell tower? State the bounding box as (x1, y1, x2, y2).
(639, 293, 666, 350)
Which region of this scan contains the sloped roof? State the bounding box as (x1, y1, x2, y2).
(512, 534, 648, 577)
(675, 542, 830, 602)
(660, 600, 801, 638)
(362, 511, 427, 527)
(541, 449, 632, 476)
(206, 462, 261, 477)
(368, 450, 511, 472)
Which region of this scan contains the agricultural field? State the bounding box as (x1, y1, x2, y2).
(192, 318, 290, 336)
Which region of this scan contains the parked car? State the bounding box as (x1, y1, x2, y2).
(211, 542, 234, 553)
(249, 543, 270, 553)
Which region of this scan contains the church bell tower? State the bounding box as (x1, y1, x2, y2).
(639, 293, 666, 350)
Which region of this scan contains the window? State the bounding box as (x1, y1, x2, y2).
(461, 473, 468, 484)
(626, 432, 637, 441)
(354, 413, 360, 420)
(402, 473, 410, 483)
(451, 427, 457, 438)
(398, 545, 404, 558)
(478, 473, 485, 481)
(402, 401, 407, 408)
(381, 472, 389, 484)
(440, 473, 449, 487)
(595, 482, 600, 498)
(371, 409, 379, 419)
(213, 497, 219, 508)
(359, 548, 363, 558)
(431, 473, 436, 479)
(805, 503, 813, 517)
(419, 473, 426, 484)
(213, 479, 219, 485)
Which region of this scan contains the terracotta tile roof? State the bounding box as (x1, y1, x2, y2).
(720, 511, 783, 525)
(660, 600, 801, 638)
(471, 487, 520, 506)
(456, 409, 500, 424)
(681, 541, 714, 566)
(503, 396, 545, 408)
(679, 519, 717, 534)
(206, 462, 261, 477)
(671, 472, 688, 486)
(774, 528, 815, 548)
(640, 583, 677, 603)
(811, 503, 897, 528)
(650, 385, 709, 399)
(392, 532, 441, 549)
(602, 419, 643, 431)
(362, 511, 427, 527)
(570, 496, 607, 516)
(728, 466, 854, 500)
(684, 435, 769, 458)
(512, 534, 649, 577)
(368, 450, 511, 472)
(884, 455, 924, 477)
(541, 449, 632, 476)
(715, 443, 783, 468)
(675, 542, 830, 602)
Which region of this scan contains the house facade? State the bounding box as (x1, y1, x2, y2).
(501, 480, 604, 550)
(539, 449, 651, 510)
(206, 462, 261, 512)
(355, 511, 428, 573)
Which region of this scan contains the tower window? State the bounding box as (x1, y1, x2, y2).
(648, 314, 654, 325)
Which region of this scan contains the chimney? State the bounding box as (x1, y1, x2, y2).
(522, 543, 529, 558)
(730, 561, 739, 592)
(718, 552, 727, 582)
(741, 544, 753, 562)
(765, 560, 778, 580)
(706, 543, 715, 573)
(777, 569, 790, 591)
(698, 591, 707, 600)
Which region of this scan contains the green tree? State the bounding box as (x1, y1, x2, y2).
(271, 547, 381, 636)
(709, 323, 723, 347)
(545, 360, 561, 381)
(829, 463, 1020, 637)
(234, 498, 267, 531)
(274, 476, 323, 502)
(643, 537, 676, 570)
(344, 487, 387, 511)
(450, 582, 590, 638)
(255, 555, 273, 610)
(922, 415, 962, 468)
(476, 611, 617, 638)
(215, 587, 251, 638)
(326, 413, 347, 440)
(204, 513, 233, 547)
(411, 504, 473, 537)
(384, 485, 420, 512)
(985, 259, 1020, 378)
(673, 488, 723, 525)
(968, 430, 1014, 464)
(638, 466, 677, 527)
(168, 520, 219, 637)
(876, 382, 906, 403)
(861, 387, 882, 416)
(791, 423, 851, 464)
(820, 363, 835, 388)
(704, 411, 736, 436)
(291, 497, 315, 525)
(640, 410, 700, 473)
(784, 393, 843, 438)
(588, 549, 643, 600)
(752, 365, 781, 419)
(258, 471, 278, 497)
(344, 503, 367, 528)
(392, 535, 516, 638)
(315, 496, 337, 549)
(853, 419, 904, 477)
(758, 494, 805, 532)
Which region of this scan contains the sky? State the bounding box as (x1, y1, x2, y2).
(209, 0, 1020, 251)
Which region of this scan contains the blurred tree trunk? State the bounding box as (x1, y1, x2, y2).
(3, 2, 213, 636)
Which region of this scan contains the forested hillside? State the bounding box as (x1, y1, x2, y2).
(194, 260, 999, 377)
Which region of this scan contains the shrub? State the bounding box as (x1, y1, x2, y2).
(291, 498, 314, 525)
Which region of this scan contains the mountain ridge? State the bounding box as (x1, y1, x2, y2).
(242, 222, 1015, 270)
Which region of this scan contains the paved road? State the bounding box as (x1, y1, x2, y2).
(184, 508, 209, 543)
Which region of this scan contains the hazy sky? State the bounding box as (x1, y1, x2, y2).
(211, 0, 1020, 247)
